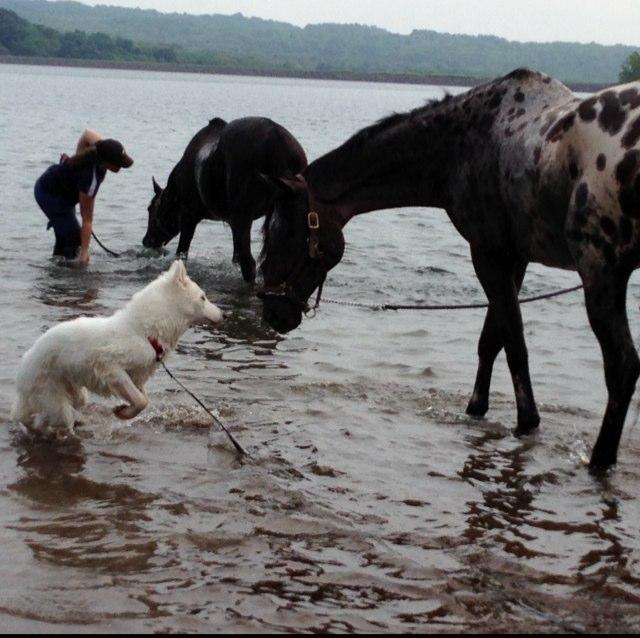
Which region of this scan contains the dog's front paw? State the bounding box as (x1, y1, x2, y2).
(113, 404, 136, 420)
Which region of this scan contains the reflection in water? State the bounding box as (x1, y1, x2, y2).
(9, 434, 158, 574)
(33, 263, 107, 318)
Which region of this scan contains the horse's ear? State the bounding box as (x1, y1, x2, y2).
(277, 175, 301, 193)
(259, 172, 300, 195)
(152, 176, 163, 195)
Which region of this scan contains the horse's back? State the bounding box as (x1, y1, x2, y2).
(490, 74, 640, 269)
(218, 116, 307, 176)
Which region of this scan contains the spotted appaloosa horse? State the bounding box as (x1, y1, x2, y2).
(258, 68, 640, 471)
(143, 117, 307, 282)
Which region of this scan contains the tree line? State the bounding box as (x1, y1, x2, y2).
(0, 0, 639, 84)
(0, 7, 177, 62)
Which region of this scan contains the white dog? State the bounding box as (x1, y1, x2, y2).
(11, 260, 223, 437)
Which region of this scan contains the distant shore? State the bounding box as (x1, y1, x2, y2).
(0, 54, 610, 93)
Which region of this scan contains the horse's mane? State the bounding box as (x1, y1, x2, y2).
(340, 93, 454, 152)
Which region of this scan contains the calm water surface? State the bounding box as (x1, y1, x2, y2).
(0, 64, 639, 632)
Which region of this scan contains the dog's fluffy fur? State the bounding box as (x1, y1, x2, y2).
(11, 260, 223, 437)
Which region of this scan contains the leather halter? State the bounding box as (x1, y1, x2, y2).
(150, 191, 179, 246)
(256, 211, 328, 316)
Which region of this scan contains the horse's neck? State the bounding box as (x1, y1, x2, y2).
(307, 113, 462, 227)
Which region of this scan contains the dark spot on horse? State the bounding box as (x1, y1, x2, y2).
(590, 233, 604, 249)
(615, 150, 639, 185)
(514, 90, 525, 103)
(508, 107, 515, 116)
(620, 87, 640, 109)
(547, 113, 576, 142)
(488, 92, 502, 109)
(543, 76, 552, 84)
(598, 91, 626, 135)
(517, 122, 527, 132)
(479, 112, 495, 131)
(621, 114, 640, 149)
(533, 146, 541, 164)
(539, 115, 555, 137)
(506, 68, 535, 81)
(575, 211, 588, 227)
(620, 187, 640, 218)
(617, 154, 640, 217)
(516, 108, 526, 118)
(596, 154, 607, 171)
(620, 217, 633, 243)
(569, 162, 580, 179)
(600, 216, 616, 236)
(504, 126, 514, 138)
(578, 97, 597, 122)
(575, 182, 589, 208)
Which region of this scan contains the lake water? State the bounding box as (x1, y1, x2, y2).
(0, 63, 639, 632)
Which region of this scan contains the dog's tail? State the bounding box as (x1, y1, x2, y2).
(10, 392, 30, 426)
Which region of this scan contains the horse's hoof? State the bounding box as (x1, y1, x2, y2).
(588, 449, 616, 475)
(466, 397, 489, 418)
(514, 411, 540, 435)
(241, 265, 256, 283)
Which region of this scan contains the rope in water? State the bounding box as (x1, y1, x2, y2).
(323, 284, 584, 311)
(160, 360, 249, 457)
(91, 231, 121, 258)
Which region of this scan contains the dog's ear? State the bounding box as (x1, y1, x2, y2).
(169, 259, 188, 286)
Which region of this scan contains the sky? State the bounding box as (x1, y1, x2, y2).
(68, 0, 640, 46)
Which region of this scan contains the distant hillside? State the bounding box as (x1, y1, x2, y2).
(1, 0, 638, 83)
(0, 6, 178, 61)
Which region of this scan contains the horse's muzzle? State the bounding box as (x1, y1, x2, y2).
(262, 297, 302, 334)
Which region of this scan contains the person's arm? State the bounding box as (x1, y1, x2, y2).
(76, 129, 103, 153)
(78, 192, 95, 265)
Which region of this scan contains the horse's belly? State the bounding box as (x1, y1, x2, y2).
(527, 218, 576, 270)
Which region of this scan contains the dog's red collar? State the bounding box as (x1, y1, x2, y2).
(148, 336, 164, 362)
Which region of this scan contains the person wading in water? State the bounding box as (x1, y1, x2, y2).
(34, 130, 133, 265)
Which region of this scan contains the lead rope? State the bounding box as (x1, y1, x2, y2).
(159, 360, 250, 458)
(323, 284, 584, 311)
(91, 231, 121, 258)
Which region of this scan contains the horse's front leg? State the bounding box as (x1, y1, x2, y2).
(580, 269, 639, 471)
(467, 261, 528, 417)
(231, 217, 255, 283)
(470, 248, 539, 432)
(176, 216, 197, 260)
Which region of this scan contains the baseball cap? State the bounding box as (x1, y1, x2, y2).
(95, 138, 134, 168)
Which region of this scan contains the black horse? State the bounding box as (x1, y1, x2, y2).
(258, 68, 640, 471)
(143, 117, 307, 282)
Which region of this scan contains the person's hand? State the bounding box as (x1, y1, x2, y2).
(78, 250, 90, 266)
